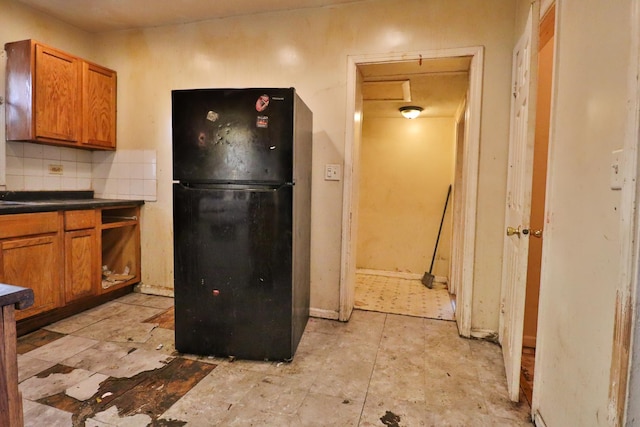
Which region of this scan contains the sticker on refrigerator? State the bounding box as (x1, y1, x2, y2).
(206, 111, 219, 122)
(256, 116, 269, 128)
(256, 95, 270, 112)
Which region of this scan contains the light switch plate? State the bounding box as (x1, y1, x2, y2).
(611, 149, 623, 190)
(325, 164, 341, 181)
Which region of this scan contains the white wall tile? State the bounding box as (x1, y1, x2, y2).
(43, 176, 61, 190)
(60, 147, 78, 162)
(24, 176, 43, 190)
(6, 156, 24, 175)
(6, 175, 24, 190)
(117, 178, 131, 196)
(42, 146, 61, 160)
(23, 143, 44, 159)
(114, 163, 131, 179)
(143, 163, 156, 180)
(6, 142, 24, 157)
(62, 177, 78, 190)
(143, 150, 157, 164)
(125, 150, 144, 163)
(130, 164, 144, 180)
(77, 150, 92, 163)
(92, 162, 113, 179)
(5, 143, 157, 199)
(59, 161, 77, 177)
(77, 162, 92, 179)
(130, 179, 144, 196)
(24, 158, 44, 176)
(143, 179, 157, 198)
(92, 178, 107, 194)
(92, 151, 114, 164)
(77, 178, 92, 189)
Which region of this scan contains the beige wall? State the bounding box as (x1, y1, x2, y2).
(94, 0, 516, 329)
(357, 117, 454, 277)
(2, 0, 517, 331)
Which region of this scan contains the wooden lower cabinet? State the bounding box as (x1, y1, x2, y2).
(0, 205, 141, 330)
(64, 228, 98, 302)
(1, 234, 62, 321)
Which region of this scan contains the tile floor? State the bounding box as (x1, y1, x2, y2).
(355, 272, 455, 321)
(17, 292, 532, 426)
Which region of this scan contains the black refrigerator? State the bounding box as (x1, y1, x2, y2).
(172, 88, 312, 361)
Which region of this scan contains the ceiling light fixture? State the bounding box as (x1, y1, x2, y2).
(399, 106, 423, 119)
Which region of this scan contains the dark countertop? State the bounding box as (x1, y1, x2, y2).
(0, 191, 144, 215)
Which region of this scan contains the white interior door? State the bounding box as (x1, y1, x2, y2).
(499, 8, 535, 402)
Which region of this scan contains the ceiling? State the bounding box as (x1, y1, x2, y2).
(17, 0, 470, 119)
(17, 0, 366, 33)
(360, 57, 471, 119)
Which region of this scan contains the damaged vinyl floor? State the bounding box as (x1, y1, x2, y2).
(18, 293, 532, 426)
(355, 272, 455, 321)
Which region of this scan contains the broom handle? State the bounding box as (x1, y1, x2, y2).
(429, 185, 452, 274)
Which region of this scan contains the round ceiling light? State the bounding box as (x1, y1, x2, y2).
(399, 106, 423, 119)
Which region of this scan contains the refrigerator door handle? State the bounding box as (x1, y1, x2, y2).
(179, 182, 293, 192)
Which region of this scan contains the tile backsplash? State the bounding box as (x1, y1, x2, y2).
(5, 142, 157, 201)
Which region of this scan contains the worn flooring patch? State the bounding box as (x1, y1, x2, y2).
(380, 410, 401, 426)
(37, 357, 215, 426)
(355, 273, 455, 320)
(17, 329, 66, 354)
(143, 306, 175, 330)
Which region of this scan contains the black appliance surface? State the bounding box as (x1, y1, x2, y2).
(172, 88, 312, 361)
(172, 88, 295, 184)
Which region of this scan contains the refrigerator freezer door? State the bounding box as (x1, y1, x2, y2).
(173, 183, 294, 360)
(172, 88, 295, 184)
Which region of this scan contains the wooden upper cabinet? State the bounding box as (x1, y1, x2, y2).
(82, 62, 117, 149)
(35, 44, 81, 143)
(5, 39, 116, 150)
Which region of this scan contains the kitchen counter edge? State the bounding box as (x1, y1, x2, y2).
(0, 199, 145, 215)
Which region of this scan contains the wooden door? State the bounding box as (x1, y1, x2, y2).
(65, 229, 98, 302)
(0, 235, 62, 321)
(499, 8, 535, 402)
(82, 62, 117, 149)
(34, 44, 81, 142)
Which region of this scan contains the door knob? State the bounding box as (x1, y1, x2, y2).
(529, 229, 543, 238)
(507, 226, 543, 238)
(506, 226, 521, 237)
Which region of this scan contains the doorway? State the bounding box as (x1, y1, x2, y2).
(353, 62, 467, 320)
(340, 47, 485, 338)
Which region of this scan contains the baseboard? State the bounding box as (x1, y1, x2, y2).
(310, 308, 340, 320)
(470, 328, 499, 343)
(134, 283, 175, 298)
(534, 410, 547, 427)
(357, 268, 448, 283)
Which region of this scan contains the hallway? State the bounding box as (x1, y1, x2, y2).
(18, 293, 532, 425)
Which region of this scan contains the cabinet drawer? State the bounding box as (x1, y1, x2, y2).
(65, 210, 96, 231)
(0, 212, 59, 239)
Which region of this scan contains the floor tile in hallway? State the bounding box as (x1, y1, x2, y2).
(18, 293, 532, 426)
(355, 272, 455, 320)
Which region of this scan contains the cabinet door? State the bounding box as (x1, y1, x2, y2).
(65, 229, 98, 302)
(0, 235, 62, 321)
(82, 62, 117, 149)
(34, 44, 81, 143)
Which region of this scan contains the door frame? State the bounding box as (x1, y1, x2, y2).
(610, 0, 640, 423)
(340, 46, 484, 338)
